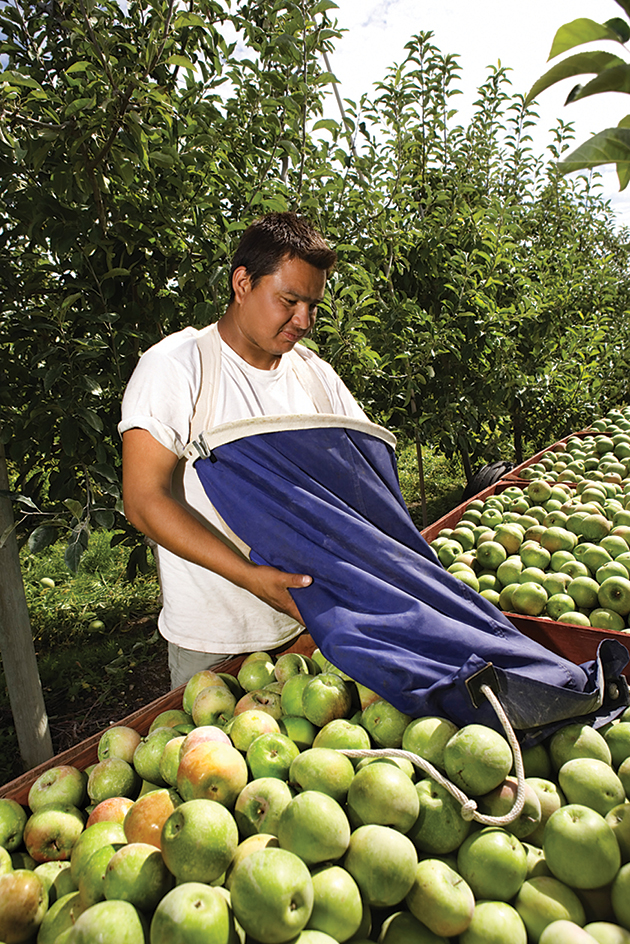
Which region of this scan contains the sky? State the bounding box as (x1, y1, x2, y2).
(320, 0, 630, 227)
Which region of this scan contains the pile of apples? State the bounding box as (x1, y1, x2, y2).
(3, 648, 630, 944)
(432, 409, 630, 628)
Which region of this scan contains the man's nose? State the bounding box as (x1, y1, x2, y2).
(291, 303, 313, 328)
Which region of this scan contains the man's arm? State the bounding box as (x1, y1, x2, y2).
(121, 428, 311, 624)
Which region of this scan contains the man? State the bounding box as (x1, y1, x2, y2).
(119, 212, 367, 687)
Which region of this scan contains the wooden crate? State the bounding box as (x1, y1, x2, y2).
(0, 633, 317, 805)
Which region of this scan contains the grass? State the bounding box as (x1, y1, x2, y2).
(0, 442, 466, 789)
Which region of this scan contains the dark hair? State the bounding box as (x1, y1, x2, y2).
(228, 212, 337, 302)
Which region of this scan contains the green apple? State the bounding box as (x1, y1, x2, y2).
(23, 804, 85, 863)
(61, 899, 147, 943)
(405, 856, 474, 937)
(0, 797, 28, 851)
(69, 821, 126, 886)
(157, 734, 186, 788)
(357, 699, 409, 749)
(103, 841, 173, 913)
(568, 576, 601, 610)
(238, 658, 276, 693)
(289, 748, 355, 803)
(476, 540, 507, 570)
(402, 716, 459, 771)
(34, 859, 76, 905)
(277, 791, 350, 866)
(344, 823, 417, 908)
(546, 593, 577, 620)
(224, 833, 280, 890)
(598, 576, 630, 615)
(160, 798, 239, 884)
(37, 890, 87, 944)
(192, 680, 237, 727)
(87, 757, 141, 804)
(459, 900, 527, 944)
(538, 919, 600, 943)
(526, 778, 566, 847)
(544, 572, 573, 597)
(589, 608, 626, 631)
(605, 803, 630, 862)
(246, 732, 300, 781)
(611, 863, 630, 931)
(150, 882, 238, 944)
(377, 908, 445, 944)
(549, 723, 612, 770)
(0, 868, 48, 942)
(86, 796, 135, 829)
(179, 724, 231, 758)
(406, 779, 471, 855)
(511, 581, 548, 616)
(301, 674, 353, 727)
(457, 826, 528, 901)
(98, 726, 143, 764)
(543, 804, 621, 889)
(177, 739, 248, 806)
(523, 841, 551, 878)
(477, 776, 542, 839)
(278, 716, 317, 750)
(312, 718, 371, 755)
(604, 721, 630, 769)
(551, 549, 577, 572)
(133, 727, 181, 787)
(280, 674, 312, 716)
(233, 777, 293, 838)
(557, 610, 592, 626)
(28, 766, 87, 813)
(558, 758, 625, 816)
(514, 876, 586, 943)
(346, 762, 419, 833)
(229, 847, 314, 944)
(123, 787, 179, 849)
(443, 723, 513, 795)
(497, 555, 524, 586)
(77, 841, 124, 909)
(306, 864, 363, 942)
(227, 709, 281, 752)
(597, 562, 630, 584)
(584, 922, 630, 943)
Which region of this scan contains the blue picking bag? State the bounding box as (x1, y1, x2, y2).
(188, 415, 628, 745)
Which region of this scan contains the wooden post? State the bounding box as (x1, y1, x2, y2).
(0, 443, 53, 771)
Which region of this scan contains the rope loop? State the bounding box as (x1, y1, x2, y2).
(337, 682, 527, 828)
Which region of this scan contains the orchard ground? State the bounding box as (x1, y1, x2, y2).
(0, 442, 465, 788)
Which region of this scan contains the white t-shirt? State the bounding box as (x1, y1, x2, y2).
(119, 327, 367, 654)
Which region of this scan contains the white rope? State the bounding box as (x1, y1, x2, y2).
(338, 683, 527, 827)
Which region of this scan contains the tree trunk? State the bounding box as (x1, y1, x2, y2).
(0, 443, 53, 772)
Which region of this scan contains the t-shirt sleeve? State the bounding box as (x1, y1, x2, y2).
(118, 335, 201, 458)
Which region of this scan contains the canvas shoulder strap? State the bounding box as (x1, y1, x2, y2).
(190, 322, 222, 443)
(287, 344, 334, 414)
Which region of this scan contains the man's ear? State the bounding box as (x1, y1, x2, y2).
(231, 266, 252, 303)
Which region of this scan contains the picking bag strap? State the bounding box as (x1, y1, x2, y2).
(190, 322, 222, 442)
(287, 346, 334, 414)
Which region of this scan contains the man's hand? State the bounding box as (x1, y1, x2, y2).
(244, 565, 312, 625)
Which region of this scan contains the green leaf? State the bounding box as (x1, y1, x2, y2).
(312, 118, 340, 133)
(312, 0, 339, 12)
(28, 525, 59, 553)
(617, 0, 630, 19)
(65, 61, 93, 74)
(64, 525, 89, 573)
(64, 498, 84, 520)
(0, 70, 43, 89)
(605, 17, 630, 43)
(76, 407, 103, 432)
(557, 127, 630, 188)
(172, 11, 208, 29)
(548, 18, 629, 59)
(568, 63, 630, 102)
(166, 54, 197, 72)
(525, 51, 624, 104)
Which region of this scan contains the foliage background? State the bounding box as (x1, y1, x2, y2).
(1, 0, 630, 567)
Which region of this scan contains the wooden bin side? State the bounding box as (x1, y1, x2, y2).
(0, 633, 316, 805)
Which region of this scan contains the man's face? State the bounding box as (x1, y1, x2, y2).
(220, 255, 327, 369)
